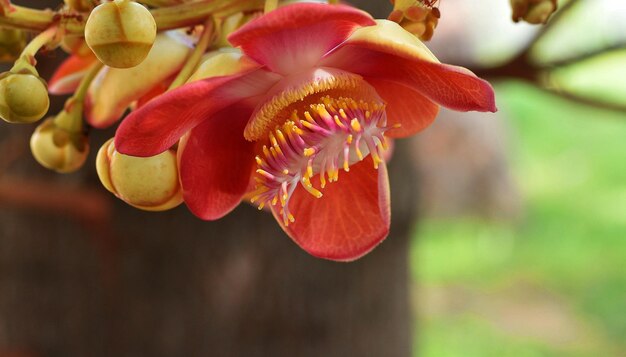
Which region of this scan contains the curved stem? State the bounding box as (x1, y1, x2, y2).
(56, 61, 103, 132)
(168, 17, 215, 90)
(73, 61, 103, 103)
(0, 5, 57, 32)
(10, 25, 57, 73)
(152, 0, 262, 30)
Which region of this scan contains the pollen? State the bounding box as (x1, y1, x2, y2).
(244, 69, 366, 141)
(249, 95, 391, 226)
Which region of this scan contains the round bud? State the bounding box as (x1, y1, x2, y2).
(30, 118, 89, 173)
(0, 72, 50, 124)
(85, 0, 157, 68)
(96, 138, 183, 211)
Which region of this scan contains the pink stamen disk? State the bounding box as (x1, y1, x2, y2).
(250, 95, 389, 226)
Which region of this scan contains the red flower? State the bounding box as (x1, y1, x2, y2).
(114, 3, 496, 261)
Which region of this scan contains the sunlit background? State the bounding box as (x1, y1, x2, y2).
(410, 0, 626, 355)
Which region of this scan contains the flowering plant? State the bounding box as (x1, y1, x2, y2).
(0, 0, 539, 261)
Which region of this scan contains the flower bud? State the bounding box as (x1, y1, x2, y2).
(0, 71, 49, 124)
(0, 28, 27, 62)
(60, 35, 94, 57)
(30, 116, 89, 173)
(96, 138, 183, 211)
(215, 12, 256, 48)
(388, 0, 440, 41)
(511, 0, 557, 24)
(85, 0, 157, 68)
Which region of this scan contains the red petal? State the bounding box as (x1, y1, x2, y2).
(115, 68, 277, 157)
(366, 77, 440, 138)
(273, 157, 391, 261)
(178, 103, 256, 220)
(326, 45, 496, 112)
(228, 3, 375, 75)
(48, 55, 97, 95)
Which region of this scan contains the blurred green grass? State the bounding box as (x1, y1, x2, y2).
(411, 81, 626, 357)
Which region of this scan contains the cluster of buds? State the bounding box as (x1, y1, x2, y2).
(510, 0, 558, 24)
(0, 0, 273, 211)
(388, 0, 440, 41)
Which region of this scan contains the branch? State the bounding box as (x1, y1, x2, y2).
(540, 87, 626, 113)
(544, 43, 626, 69)
(0, 0, 263, 33)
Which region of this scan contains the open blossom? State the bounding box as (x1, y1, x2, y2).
(114, 3, 496, 261)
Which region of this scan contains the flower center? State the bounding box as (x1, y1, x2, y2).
(244, 68, 375, 141)
(250, 95, 391, 226)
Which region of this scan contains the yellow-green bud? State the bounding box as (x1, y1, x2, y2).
(30, 117, 89, 173)
(0, 72, 50, 124)
(85, 0, 157, 68)
(0, 28, 27, 62)
(96, 138, 183, 211)
(215, 12, 253, 48)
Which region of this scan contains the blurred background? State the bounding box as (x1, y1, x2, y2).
(410, 0, 626, 356)
(0, 0, 625, 356)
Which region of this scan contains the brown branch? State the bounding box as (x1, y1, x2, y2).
(539, 87, 626, 112)
(470, 0, 626, 114)
(544, 43, 626, 68)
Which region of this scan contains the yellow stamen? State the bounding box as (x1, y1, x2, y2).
(304, 111, 315, 123)
(301, 177, 323, 198)
(350, 118, 362, 132)
(355, 145, 364, 161)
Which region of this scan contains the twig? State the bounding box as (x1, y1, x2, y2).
(543, 43, 626, 69)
